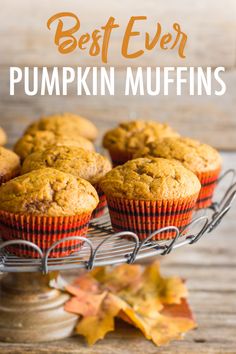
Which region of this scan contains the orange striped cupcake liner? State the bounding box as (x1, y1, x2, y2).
(196, 168, 221, 209)
(92, 184, 107, 219)
(92, 191, 107, 219)
(108, 149, 133, 167)
(0, 211, 92, 258)
(106, 194, 199, 240)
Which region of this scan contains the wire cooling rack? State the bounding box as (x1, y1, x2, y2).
(0, 169, 235, 274)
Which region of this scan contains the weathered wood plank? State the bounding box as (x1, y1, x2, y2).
(0, 0, 235, 68)
(0, 68, 236, 150)
(1, 312, 236, 354)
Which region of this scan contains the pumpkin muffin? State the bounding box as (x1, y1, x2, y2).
(25, 113, 98, 141)
(0, 127, 7, 146)
(14, 130, 94, 161)
(22, 146, 112, 218)
(103, 120, 179, 165)
(0, 168, 99, 258)
(100, 157, 201, 240)
(0, 147, 20, 185)
(134, 137, 222, 208)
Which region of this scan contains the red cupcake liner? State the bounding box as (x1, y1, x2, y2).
(106, 194, 198, 240)
(92, 184, 107, 219)
(0, 211, 91, 258)
(196, 168, 221, 209)
(92, 192, 107, 219)
(108, 149, 133, 167)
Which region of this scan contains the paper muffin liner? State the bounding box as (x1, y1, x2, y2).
(108, 149, 133, 167)
(106, 194, 199, 240)
(195, 168, 221, 209)
(0, 168, 20, 186)
(0, 211, 92, 258)
(92, 184, 107, 219)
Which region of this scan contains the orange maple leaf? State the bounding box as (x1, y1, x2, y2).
(64, 261, 196, 346)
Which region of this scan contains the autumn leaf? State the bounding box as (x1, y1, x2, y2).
(147, 313, 196, 346)
(64, 261, 196, 346)
(118, 290, 163, 318)
(161, 298, 195, 321)
(68, 272, 100, 293)
(65, 288, 107, 317)
(118, 298, 196, 346)
(91, 263, 143, 292)
(75, 293, 122, 345)
(115, 261, 187, 318)
(142, 261, 188, 305)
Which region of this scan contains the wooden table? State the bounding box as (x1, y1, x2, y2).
(0, 1, 236, 352)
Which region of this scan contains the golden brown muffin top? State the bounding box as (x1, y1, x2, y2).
(22, 146, 112, 185)
(0, 127, 7, 146)
(134, 137, 222, 173)
(25, 113, 98, 141)
(14, 130, 94, 161)
(0, 147, 20, 176)
(100, 157, 201, 200)
(103, 120, 179, 155)
(0, 168, 99, 216)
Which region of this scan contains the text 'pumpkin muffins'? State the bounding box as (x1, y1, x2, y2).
(14, 130, 94, 161)
(103, 120, 179, 166)
(22, 146, 112, 218)
(134, 137, 222, 208)
(0, 147, 20, 185)
(0, 168, 99, 258)
(25, 113, 98, 141)
(0, 127, 7, 146)
(100, 158, 201, 240)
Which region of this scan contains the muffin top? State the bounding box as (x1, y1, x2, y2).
(134, 137, 222, 173)
(103, 120, 179, 154)
(0, 168, 99, 216)
(14, 130, 94, 161)
(0, 127, 7, 146)
(25, 113, 98, 141)
(22, 146, 112, 185)
(100, 157, 201, 200)
(0, 147, 20, 176)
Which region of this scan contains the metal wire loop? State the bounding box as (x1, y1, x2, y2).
(184, 216, 209, 244)
(43, 236, 94, 274)
(217, 169, 236, 185)
(90, 231, 139, 267)
(131, 226, 180, 259)
(0, 240, 43, 258)
(0, 169, 235, 273)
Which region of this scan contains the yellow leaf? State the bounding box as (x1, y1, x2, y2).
(148, 298, 197, 346)
(75, 293, 122, 345)
(118, 290, 163, 318)
(147, 314, 196, 346)
(65, 262, 196, 347)
(142, 261, 188, 305)
(91, 263, 143, 292)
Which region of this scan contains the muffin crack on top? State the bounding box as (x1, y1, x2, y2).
(22, 146, 112, 186)
(103, 120, 179, 152)
(100, 157, 201, 200)
(0, 168, 99, 216)
(14, 130, 95, 161)
(135, 137, 221, 172)
(102, 120, 180, 166)
(25, 113, 98, 142)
